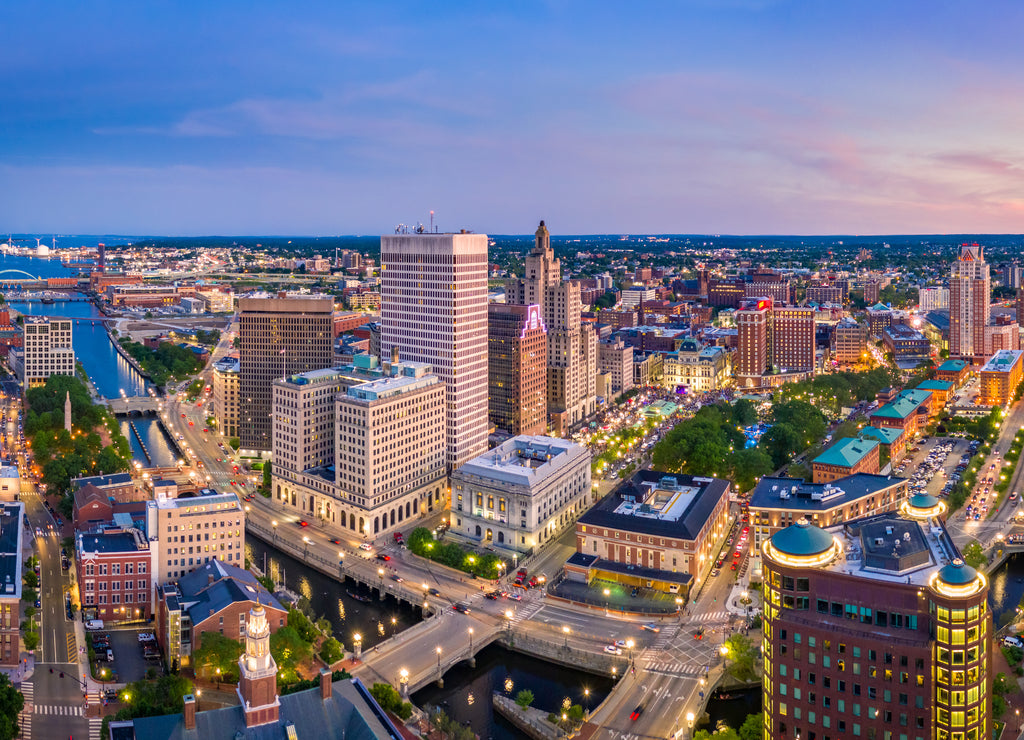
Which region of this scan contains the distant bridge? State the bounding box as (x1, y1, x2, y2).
(108, 396, 163, 416)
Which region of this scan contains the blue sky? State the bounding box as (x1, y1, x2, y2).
(3, 1, 1024, 236)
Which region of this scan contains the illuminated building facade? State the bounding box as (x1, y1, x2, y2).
(761, 503, 990, 740)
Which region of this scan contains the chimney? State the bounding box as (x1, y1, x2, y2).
(319, 667, 332, 700)
(183, 694, 196, 730)
(208, 573, 215, 586)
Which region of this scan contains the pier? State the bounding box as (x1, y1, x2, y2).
(127, 420, 154, 465)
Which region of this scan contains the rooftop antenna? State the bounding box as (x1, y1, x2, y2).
(430, 210, 435, 233)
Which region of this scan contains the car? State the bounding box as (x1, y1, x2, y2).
(85, 619, 105, 631)
(329, 538, 342, 545)
(359, 543, 373, 551)
(453, 603, 471, 614)
(137, 633, 155, 643)
(485, 591, 500, 600)
(428, 587, 441, 597)
(188, 421, 194, 426)
(390, 574, 404, 583)
(614, 639, 629, 648)
(641, 623, 660, 633)
(506, 591, 522, 601)
(1004, 636, 1024, 648)
(296, 520, 309, 527)
(630, 704, 644, 721)
(604, 645, 623, 655)
(711, 569, 720, 577)
(181, 413, 186, 418)
(203, 428, 209, 433)
(34, 598, 40, 608)
(731, 562, 738, 570)
(376, 554, 391, 561)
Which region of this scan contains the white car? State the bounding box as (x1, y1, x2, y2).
(359, 543, 373, 552)
(1003, 636, 1023, 648)
(604, 645, 623, 655)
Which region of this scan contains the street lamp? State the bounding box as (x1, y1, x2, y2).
(562, 625, 570, 648)
(686, 711, 695, 740)
(505, 609, 513, 633)
(399, 668, 409, 699)
(378, 567, 385, 593)
(303, 536, 310, 557)
(338, 552, 345, 577)
(468, 627, 474, 654)
(435, 646, 442, 675)
(272, 520, 278, 541)
(353, 633, 362, 661)
(626, 639, 634, 668)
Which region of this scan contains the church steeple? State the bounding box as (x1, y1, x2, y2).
(237, 601, 279, 727)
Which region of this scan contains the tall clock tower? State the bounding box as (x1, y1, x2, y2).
(237, 601, 280, 727)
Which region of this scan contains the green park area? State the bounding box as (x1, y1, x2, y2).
(23, 375, 132, 516)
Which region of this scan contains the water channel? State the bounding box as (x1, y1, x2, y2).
(244, 536, 421, 649)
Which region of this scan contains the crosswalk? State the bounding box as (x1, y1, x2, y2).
(90, 716, 103, 740)
(649, 624, 680, 650)
(507, 600, 544, 627)
(687, 609, 731, 623)
(34, 704, 85, 716)
(19, 681, 32, 739)
(641, 660, 707, 677)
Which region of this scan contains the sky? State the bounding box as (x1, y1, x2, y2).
(3, 1, 1024, 236)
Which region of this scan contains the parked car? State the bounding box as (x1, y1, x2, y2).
(604, 645, 623, 655)
(85, 620, 105, 631)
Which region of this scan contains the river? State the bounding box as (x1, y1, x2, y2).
(413, 644, 616, 740)
(244, 536, 421, 650)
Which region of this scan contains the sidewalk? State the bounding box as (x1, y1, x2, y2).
(0, 652, 35, 685)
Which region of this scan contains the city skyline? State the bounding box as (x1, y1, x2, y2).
(5, 2, 1024, 235)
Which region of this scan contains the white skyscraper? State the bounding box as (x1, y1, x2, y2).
(381, 231, 489, 471)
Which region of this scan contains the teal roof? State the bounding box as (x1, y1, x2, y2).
(909, 493, 939, 509)
(868, 303, 890, 312)
(859, 426, 903, 444)
(770, 519, 835, 558)
(937, 359, 967, 373)
(917, 380, 953, 391)
(938, 559, 978, 586)
(872, 389, 932, 420)
(814, 437, 879, 468)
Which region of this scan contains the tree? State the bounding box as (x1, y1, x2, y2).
(0, 674, 25, 740)
(962, 541, 988, 570)
(760, 423, 803, 469)
(723, 632, 759, 682)
(730, 398, 758, 427)
(695, 729, 739, 740)
(229, 437, 240, 450)
(319, 637, 343, 665)
(515, 689, 535, 709)
(270, 625, 311, 683)
(192, 632, 243, 682)
(730, 448, 774, 492)
(739, 712, 764, 740)
(369, 682, 413, 720)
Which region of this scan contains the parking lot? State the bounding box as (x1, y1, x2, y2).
(88, 627, 160, 685)
(893, 436, 975, 500)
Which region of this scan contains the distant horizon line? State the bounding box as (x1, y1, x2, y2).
(7, 232, 1024, 241)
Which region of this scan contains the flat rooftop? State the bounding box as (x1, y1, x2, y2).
(454, 436, 588, 489)
(0, 503, 23, 600)
(580, 471, 729, 540)
(981, 350, 1023, 373)
(750, 473, 906, 512)
(819, 512, 959, 587)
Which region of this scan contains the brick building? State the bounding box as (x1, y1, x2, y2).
(77, 528, 155, 623)
(761, 509, 990, 740)
(811, 438, 880, 483)
(571, 472, 730, 599)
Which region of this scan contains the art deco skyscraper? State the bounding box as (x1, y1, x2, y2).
(506, 221, 597, 434)
(949, 244, 991, 365)
(380, 231, 490, 471)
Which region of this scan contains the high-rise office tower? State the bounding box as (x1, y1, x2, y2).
(770, 305, 815, 373)
(506, 221, 597, 434)
(238, 294, 334, 452)
(736, 298, 770, 383)
(1017, 287, 1024, 327)
(950, 244, 991, 365)
(380, 232, 489, 470)
(488, 303, 548, 437)
(21, 316, 75, 388)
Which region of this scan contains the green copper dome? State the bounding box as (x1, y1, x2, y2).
(909, 493, 939, 509)
(770, 519, 835, 558)
(938, 559, 978, 586)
